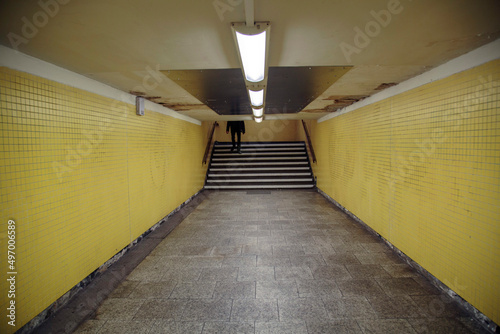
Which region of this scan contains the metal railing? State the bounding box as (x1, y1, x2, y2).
(203, 121, 218, 164)
(302, 120, 316, 163)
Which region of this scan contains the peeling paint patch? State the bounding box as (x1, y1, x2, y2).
(161, 103, 207, 111)
(375, 82, 398, 90)
(322, 95, 369, 111)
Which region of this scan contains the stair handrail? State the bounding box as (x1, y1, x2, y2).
(203, 121, 218, 164)
(302, 120, 317, 163)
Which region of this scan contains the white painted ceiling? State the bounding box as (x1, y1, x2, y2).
(1, 0, 499, 121)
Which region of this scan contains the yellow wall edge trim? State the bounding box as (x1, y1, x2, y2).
(0, 45, 201, 125)
(318, 38, 500, 123)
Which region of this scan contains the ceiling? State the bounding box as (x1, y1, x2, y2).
(1, 0, 499, 121)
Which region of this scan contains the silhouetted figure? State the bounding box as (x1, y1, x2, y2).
(226, 121, 245, 153)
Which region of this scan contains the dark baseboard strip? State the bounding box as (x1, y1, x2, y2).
(21, 190, 209, 334)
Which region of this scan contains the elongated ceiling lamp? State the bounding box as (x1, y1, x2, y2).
(232, 18, 270, 122)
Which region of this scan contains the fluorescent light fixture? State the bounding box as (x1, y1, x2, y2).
(235, 30, 266, 82)
(252, 107, 263, 118)
(254, 116, 263, 123)
(249, 89, 264, 107)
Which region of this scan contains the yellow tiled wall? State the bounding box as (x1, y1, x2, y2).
(0, 67, 206, 332)
(312, 59, 500, 324)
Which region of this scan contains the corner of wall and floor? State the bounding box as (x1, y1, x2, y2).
(0, 45, 208, 334)
(309, 40, 500, 332)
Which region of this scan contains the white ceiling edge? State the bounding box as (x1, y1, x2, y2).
(0, 45, 201, 126)
(318, 38, 500, 123)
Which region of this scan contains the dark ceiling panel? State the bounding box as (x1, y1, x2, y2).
(162, 66, 352, 115)
(162, 69, 250, 115)
(265, 66, 352, 114)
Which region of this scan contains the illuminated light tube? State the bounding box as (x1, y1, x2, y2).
(254, 116, 263, 123)
(252, 107, 263, 118)
(249, 89, 264, 107)
(235, 30, 266, 82)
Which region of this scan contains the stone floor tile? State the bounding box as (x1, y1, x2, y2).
(238, 266, 275, 281)
(213, 281, 256, 299)
(381, 263, 419, 278)
(367, 295, 425, 318)
(255, 320, 308, 334)
(289, 254, 327, 269)
(306, 320, 362, 334)
(182, 299, 233, 321)
(256, 280, 299, 299)
(296, 279, 342, 298)
(212, 246, 242, 256)
(199, 267, 239, 281)
(241, 244, 273, 256)
(202, 321, 255, 334)
(108, 280, 139, 298)
(73, 319, 106, 333)
(275, 266, 314, 280)
(278, 298, 330, 322)
(170, 281, 217, 299)
(128, 280, 177, 299)
(149, 319, 204, 334)
(187, 256, 224, 268)
(323, 296, 377, 320)
(94, 298, 144, 320)
(336, 279, 385, 297)
(376, 277, 431, 296)
(257, 255, 291, 267)
(345, 264, 392, 279)
(357, 319, 417, 334)
(408, 317, 482, 334)
(231, 298, 279, 322)
(95, 320, 153, 334)
(133, 299, 186, 320)
(222, 255, 257, 267)
(311, 265, 352, 281)
(410, 294, 469, 318)
(323, 253, 361, 266)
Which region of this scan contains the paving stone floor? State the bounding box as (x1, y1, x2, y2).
(75, 190, 488, 333)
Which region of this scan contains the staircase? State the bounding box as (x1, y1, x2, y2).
(204, 142, 315, 190)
